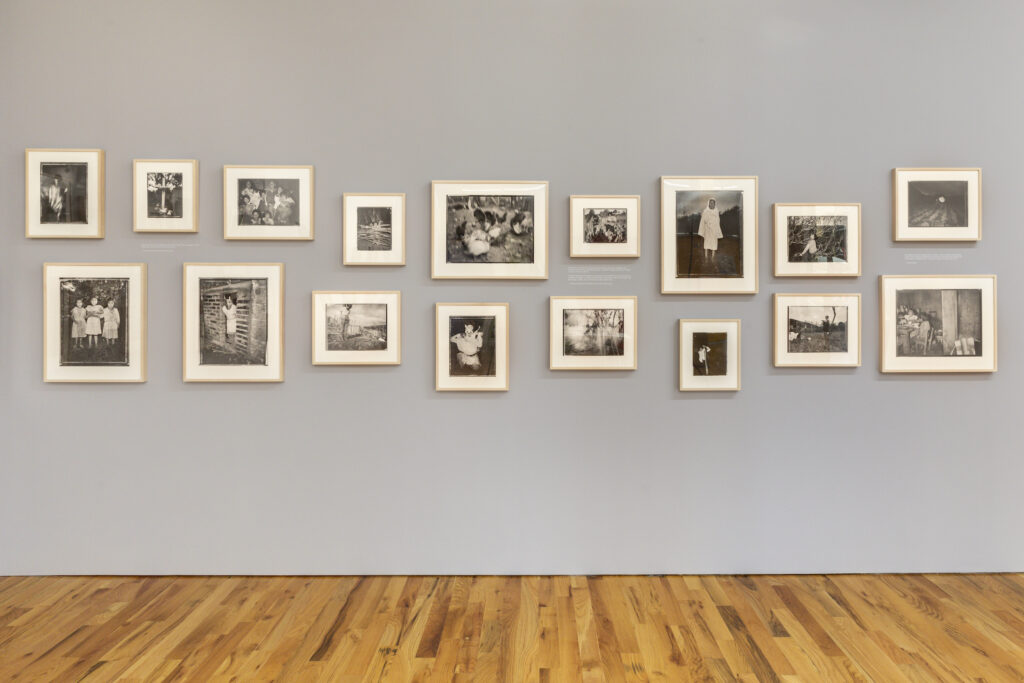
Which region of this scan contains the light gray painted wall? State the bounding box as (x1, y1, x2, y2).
(1, 0, 1020, 575)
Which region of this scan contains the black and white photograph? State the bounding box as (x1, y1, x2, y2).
(570, 195, 641, 258)
(584, 208, 627, 243)
(774, 294, 860, 367)
(679, 319, 740, 391)
(312, 291, 401, 365)
(27, 149, 104, 238)
(435, 303, 508, 390)
(133, 159, 198, 233)
(550, 296, 637, 370)
(448, 316, 497, 377)
(432, 182, 548, 278)
(343, 193, 405, 265)
(237, 178, 299, 226)
(562, 309, 625, 357)
(198, 278, 269, 366)
(147, 173, 183, 218)
(40, 163, 88, 224)
(44, 263, 146, 383)
(773, 204, 861, 277)
(326, 303, 387, 351)
(692, 332, 727, 376)
(787, 216, 847, 263)
(892, 168, 981, 241)
(661, 177, 757, 293)
(356, 207, 392, 251)
(787, 306, 848, 353)
(223, 166, 314, 240)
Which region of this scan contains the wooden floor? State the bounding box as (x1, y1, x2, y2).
(1, 575, 1022, 681)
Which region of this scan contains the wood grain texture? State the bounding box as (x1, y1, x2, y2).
(0, 574, 1021, 681)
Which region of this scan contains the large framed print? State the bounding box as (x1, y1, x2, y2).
(892, 168, 981, 241)
(343, 193, 405, 265)
(312, 291, 400, 365)
(436, 303, 509, 391)
(774, 293, 861, 368)
(549, 296, 637, 371)
(26, 148, 105, 239)
(133, 159, 198, 233)
(183, 263, 284, 382)
(431, 181, 548, 279)
(679, 319, 740, 391)
(773, 203, 861, 277)
(569, 194, 641, 258)
(880, 275, 996, 373)
(43, 263, 146, 382)
(661, 176, 757, 293)
(223, 165, 314, 240)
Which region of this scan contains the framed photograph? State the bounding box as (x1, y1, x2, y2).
(661, 176, 758, 293)
(26, 148, 104, 238)
(679, 319, 740, 391)
(43, 263, 146, 382)
(431, 181, 548, 279)
(773, 203, 861, 277)
(311, 291, 400, 365)
(436, 303, 509, 391)
(549, 296, 637, 371)
(880, 275, 996, 373)
(133, 159, 198, 233)
(183, 263, 284, 382)
(569, 195, 641, 258)
(342, 193, 405, 265)
(892, 168, 981, 241)
(774, 293, 861, 368)
(223, 165, 314, 240)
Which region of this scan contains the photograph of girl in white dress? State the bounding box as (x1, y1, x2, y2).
(448, 316, 496, 376)
(198, 278, 269, 365)
(59, 278, 129, 366)
(675, 191, 743, 277)
(692, 332, 728, 376)
(563, 309, 625, 356)
(237, 179, 299, 226)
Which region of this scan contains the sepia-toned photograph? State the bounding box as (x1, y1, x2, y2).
(237, 179, 299, 226)
(692, 332, 728, 376)
(773, 203, 861, 277)
(787, 216, 847, 263)
(327, 303, 387, 351)
(356, 207, 392, 251)
(550, 296, 636, 370)
(679, 319, 740, 391)
(312, 291, 401, 366)
(892, 168, 981, 241)
(59, 278, 129, 366)
(40, 163, 88, 224)
(562, 309, 624, 356)
(787, 305, 848, 353)
(570, 195, 641, 258)
(584, 209, 627, 243)
(133, 159, 198, 233)
(198, 278, 269, 366)
(223, 166, 313, 240)
(449, 316, 497, 377)
(435, 303, 508, 390)
(27, 149, 105, 238)
(774, 294, 860, 367)
(343, 193, 405, 265)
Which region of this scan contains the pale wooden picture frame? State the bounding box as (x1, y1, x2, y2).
(569, 194, 641, 258)
(342, 193, 406, 265)
(431, 181, 548, 279)
(892, 168, 981, 241)
(183, 263, 285, 382)
(549, 296, 638, 371)
(223, 165, 314, 240)
(679, 319, 741, 391)
(43, 263, 146, 383)
(661, 175, 758, 294)
(133, 159, 199, 233)
(773, 203, 861, 277)
(879, 275, 997, 373)
(773, 293, 861, 368)
(436, 303, 509, 391)
(311, 291, 401, 365)
(26, 148, 105, 239)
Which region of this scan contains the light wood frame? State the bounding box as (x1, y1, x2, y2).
(26, 148, 105, 239)
(342, 193, 406, 265)
(549, 295, 638, 371)
(679, 318, 741, 391)
(891, 167, 982, 242)
(772, 202, 862, 277)
(773, 293, 862, 368)
(879, 274, 997, 373)
(431, 180, 549, 279)
(435, 302, 510, 391)
(133, 159, 199, 233)
(223, 165, 315, 241)
(43, 262, 147, 383)
(660, 175, 758, 294)
(569, 194, 642, 258)
(311, 290, 401, 365)
(182, 263, 285, 382)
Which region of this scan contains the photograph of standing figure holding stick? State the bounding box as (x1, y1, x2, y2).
(774, 293, 861, 368)
(679, 319, 740, 391)
(312, 291, 401, 365)
(435, 303, 509, 391)
(550, 296, 637, 370)
(773, 203, 861, 277)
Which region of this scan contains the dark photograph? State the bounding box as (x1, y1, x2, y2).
(59, 278, 128, 366)
(675, 190, 743, 277)
(356, 206, 392, 251)
(692, 332, 728, 376)
(199, 278, 269, 366)
(147, 172, 183, 218)
(446, 195, 535, 263)
(449, 316, 497, 376)
(787, 215, 847, 263)
(788, 306, 848, 353)
(40, 163, 88, 224)
(238, 179, 299, 226)
(583, 208, 627, 243)
(896, 289, 983, 357)
(563, 309, 625, 356)
(907, 180, 968, 228)
(326, 303, 387, 351)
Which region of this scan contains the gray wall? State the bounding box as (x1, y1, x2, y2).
(1, 1, 1020, 575)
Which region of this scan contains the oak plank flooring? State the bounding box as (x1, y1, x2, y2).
(0, 575, 1021, 682)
